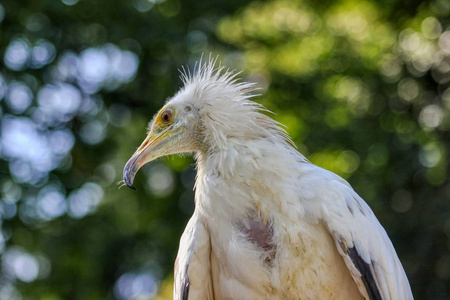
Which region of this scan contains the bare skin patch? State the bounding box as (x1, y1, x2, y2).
(236, 216, 276, 266)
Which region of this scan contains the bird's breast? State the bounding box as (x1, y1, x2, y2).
(195, 161, 361, 299)
(206, 214, 361, 299)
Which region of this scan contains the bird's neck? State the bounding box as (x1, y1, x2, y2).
(194, 138, 307, 222)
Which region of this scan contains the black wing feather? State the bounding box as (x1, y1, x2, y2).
(180, 277, 190, 300)
(347, 247, 382, 300)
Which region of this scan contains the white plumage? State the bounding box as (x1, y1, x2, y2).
(123, 58, 413, 299)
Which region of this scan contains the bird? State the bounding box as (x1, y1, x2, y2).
(122, 58, 413, 300)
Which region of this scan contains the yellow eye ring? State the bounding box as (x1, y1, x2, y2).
(161, 110, 173, 123)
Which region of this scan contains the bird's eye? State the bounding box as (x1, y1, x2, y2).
(161, 110, 173, 123)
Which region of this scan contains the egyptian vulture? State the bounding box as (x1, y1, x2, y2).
(123, 59, 413, 299)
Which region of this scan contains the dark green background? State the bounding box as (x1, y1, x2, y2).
(0, 0, 449, 299)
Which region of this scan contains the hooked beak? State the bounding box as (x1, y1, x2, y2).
(123, 131, 169, 190)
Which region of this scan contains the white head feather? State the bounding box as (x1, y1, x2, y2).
(123, 56, 306, 190)
(169, 57, 295, 153)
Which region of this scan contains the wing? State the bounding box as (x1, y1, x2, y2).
(174, 210, 214, 300)
(299, 166, 413, 300)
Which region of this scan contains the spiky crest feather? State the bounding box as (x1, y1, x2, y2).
(176, 57, 297, 152)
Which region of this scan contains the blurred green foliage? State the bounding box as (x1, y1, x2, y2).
(0, 0, 449, 299)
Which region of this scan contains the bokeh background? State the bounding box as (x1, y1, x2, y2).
(0, 0, 449, 299)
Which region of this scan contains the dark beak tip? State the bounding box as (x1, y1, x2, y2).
(123, 165, 137, 191)
(123, 174, 137, 190)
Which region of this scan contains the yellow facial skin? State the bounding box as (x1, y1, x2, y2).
(123, 106, 176, 189)
(123, 101, 202, 189)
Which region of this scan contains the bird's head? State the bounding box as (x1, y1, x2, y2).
(123, 58, 281, 189)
